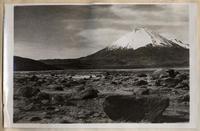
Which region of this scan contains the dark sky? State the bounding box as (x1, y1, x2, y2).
(14, 4, 189, 60)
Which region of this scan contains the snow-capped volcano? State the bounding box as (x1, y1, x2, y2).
(109, 27, 189, 50)
(40, 27, 189, 69)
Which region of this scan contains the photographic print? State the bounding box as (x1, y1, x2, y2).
(8, 3, 193, 125)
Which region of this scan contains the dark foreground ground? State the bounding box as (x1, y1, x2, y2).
(14, 68, 189, 123)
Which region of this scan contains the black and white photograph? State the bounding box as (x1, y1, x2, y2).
(4, 3, 197, 127)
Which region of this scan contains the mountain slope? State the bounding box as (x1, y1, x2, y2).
(14, 56, 61, 71)
(78, 46, 189, 68)
(40, 46, 189, 69)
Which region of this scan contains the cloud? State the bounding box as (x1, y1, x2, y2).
(14, 4, 189, 59)
(77, 28, 129, 48)
(110, 4, 188, 25)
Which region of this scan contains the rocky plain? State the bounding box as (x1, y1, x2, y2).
(14, 68, 189, 123)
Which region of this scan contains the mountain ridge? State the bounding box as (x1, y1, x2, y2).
(14, 56, 61, 71)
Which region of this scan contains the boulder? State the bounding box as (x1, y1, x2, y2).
(30, 75, 39, 81)
(24, 103, 34, 111)
(137, 73, 147, 77)
(111, 80, 122, 85)
(134, 88, 149, 95)
(175, 80, 189, 90)
(16, 86, 40, 98)
(47, 84, 64, 91)
(55, 85, 64, 91)
(152, 69, 179, 79)
(151, 69, 168, 79)
(134, 80, 148, 86)
(160, 77, 179, 87)
(37, 92, 50, 100)
(155, 79, 161, 86)
(176, 73, 189, 82)
(78, 87, 99, 99)
(65, 79, 87, 87)
(178, 93, 189, 102)
(103, 95, 169, 122)
(51, 94, 64, 104)
(166, 69, 178, 78)
(75, 84, 85, 92)
(29, 116, 42, 121)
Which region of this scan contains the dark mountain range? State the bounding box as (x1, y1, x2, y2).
(14, 56, 61, 71)
(40, 46, 189, 69)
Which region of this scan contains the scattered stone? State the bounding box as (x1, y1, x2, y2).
(78, 110, 93, 118)
(16, 77, 28, 83)
(65, 100, 76, 106)
(76, 85, 85, 92)
(159, 74, 168, 78)
(137, 73, 147, 77)
(155, 79, 161, 86)
(47, 84, 57, 89)
(46, 106, 56, 110)
(29, 116, 42, 121)
(151, 69, 168, 79)
(59, 116, 76, 123)
(41, 100, 49, 104)
(166, 69, 178, 78)
(93, 113, 101, 117)
(37, 92, 50, 100)
(65, 79, 87, 87)
(176, 73, 188, 82)
(51, 95, 64, 104)
(33, 79, 44, 86)
(55, 86, 64, 91)
(13, 109, 24, 122)
(93, 77, 101, 81)
(111, 80, 121, 85)
(159, 88, 172, 93)
(134, 88, 149, 95)
(160, 77, 179, 87)
(30, 75, 38, 81)
(122, 77, 130, 81)
(178, 93, 189, 102)
(23, 103, 34, 111)
(134, 80, 148, 86)
(103, 95, 169, 122)
(175, 81, 189, 90)
(54, 108, 60, 112)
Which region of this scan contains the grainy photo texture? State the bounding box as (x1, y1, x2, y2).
(14, 4, 190, 123)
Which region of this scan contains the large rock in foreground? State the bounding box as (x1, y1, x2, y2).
(103, 95, 169, 122)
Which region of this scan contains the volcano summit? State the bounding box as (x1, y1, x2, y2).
(109, 27, 189, 50)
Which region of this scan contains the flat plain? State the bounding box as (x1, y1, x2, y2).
(13, 68, 189, 123)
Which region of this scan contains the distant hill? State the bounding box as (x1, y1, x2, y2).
(14, 56, 61, 71)
(40, 28, 189, 69)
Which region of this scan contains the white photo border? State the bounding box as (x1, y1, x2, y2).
(3, 3, 198, 128)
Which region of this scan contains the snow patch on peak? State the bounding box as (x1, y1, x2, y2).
(160, 33, 189, 49)
(108, 27, 188, 50)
